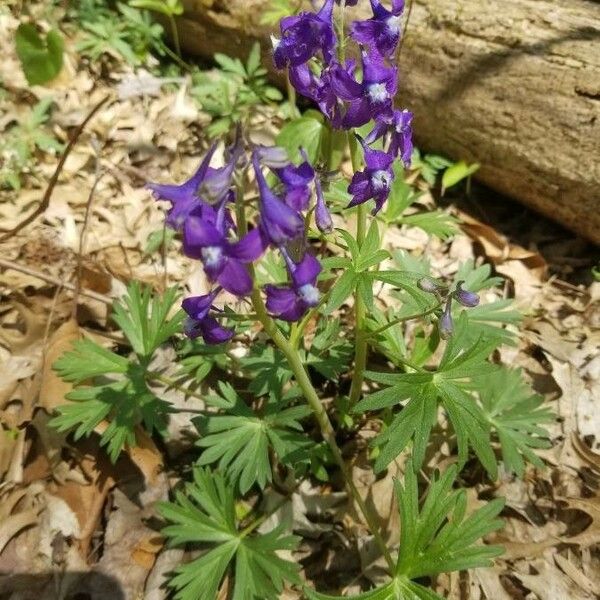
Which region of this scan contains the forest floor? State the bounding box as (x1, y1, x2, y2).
(1, 3, 599, 600)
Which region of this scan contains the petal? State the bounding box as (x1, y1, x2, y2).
(285, 186, 311, 212)
(264, 285, 306, 321)
(182, 217, 224, 258)
(330, 63, 363, 100)
(314, 177, 333, 233)
(276, 161, 315, 188)
(227, 228, 266, 262)
(147, 144, 218, 204)
(291, 253, 322, 287)
(343, 98, 372, 128)
(198, 316, 235, 344)
(181, 290, 219, 320)
(348, 171, 370, 198)
(217, 259, 253, 296)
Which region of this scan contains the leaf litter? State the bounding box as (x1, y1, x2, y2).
(0, 2, 599, 599)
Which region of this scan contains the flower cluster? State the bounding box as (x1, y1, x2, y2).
(148, 139, 331, 342)
(272, 0, 413, 214)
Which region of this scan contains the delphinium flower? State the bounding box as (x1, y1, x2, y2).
(265, 250, 322, 321)
(348, 135, 394, 214)
(272, 0, 412, 215)
(147, 139, 243, 230)
(253, 154, 305, 246)
(182, 288, 234, 344)
(331, 51, 397, 128)
(183, 197, 266, 297)
(272, 0, 336, 70)
(365, 108, 413, 165)
(351, 0, 405, 58)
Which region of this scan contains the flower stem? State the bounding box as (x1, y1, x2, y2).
(348, 132, 368, 410)
(286, 72, 300, 119)
(236, 164, 393, 570)
(249, 287, 394, 571)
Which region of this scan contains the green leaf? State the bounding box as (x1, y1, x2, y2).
(50, 376, 172, 462)
(441, 160, 480, 192)
(400, 210, 458, 239)
(159, 468, 301, 600)
(276, 113, 324, 163)
(15, 24, 64, 85)
(112, 283, 184, 359)
(324, 269, 357, 315)
(395, 462, 504, 579)
(239, 345, 293, 399)
(307, 464, 504, 599)
(53, 339, 129, 383)
(194, 386, 309, 493)
(478, 368, 553, 477)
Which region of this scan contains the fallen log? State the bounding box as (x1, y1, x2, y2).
(175, 0, 600, 243)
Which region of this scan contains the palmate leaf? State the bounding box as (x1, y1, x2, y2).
(239, 344, 294, 399)
(307, 462, 504, 600)
(477, 368, 554, 477)
(112, 282, 183, 359)
(50, 376, 172, 462)
(159, 468, 301, 600)
(356, 315, 501, 476)
(193, 384, 310, 493)
(53, 338, 129, 383)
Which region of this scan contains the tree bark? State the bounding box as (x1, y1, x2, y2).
(175, 0, 600, 243)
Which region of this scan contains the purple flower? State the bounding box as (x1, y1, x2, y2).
(253, 155, 304, 246)
(274, 156, 315, 211)
(182, 288, 234, 344)
(331, 52, 397, 128)
(314, 175, 333, 233)
(183, 200, 265, 297)
(351, 0, 405, 58)
(148, 141, 241, 230)
(348, 135, 395, 214)
(438, 297, 454, 340)
(453, 281, 480, 308)
(366, 109, 413, 165)
(147, 144, 217, 230)
(272, 0, 336, 70)
(265, 251, 322, 321)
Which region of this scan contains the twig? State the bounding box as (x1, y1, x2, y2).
(0, 258, 113, 305)
(397, 0, 414, 58)
(0, 95, 110, 242)
(72, 141, 104, 320)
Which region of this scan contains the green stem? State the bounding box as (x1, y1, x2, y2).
(348, 133, 368, 410)
(366, 302, 442, 339)
(168, 14, 183, 61)
(236, 166, 393, 569)
(249, 287, 394, 571)
(286, 73, 300, 119)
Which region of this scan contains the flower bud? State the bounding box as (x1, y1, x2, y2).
(438, 298, 454, 340)
(314, 176, 333, 233)
(453, 280, 480, 308)
(418, 277, 446, 294)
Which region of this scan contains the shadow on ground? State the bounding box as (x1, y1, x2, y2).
(0, 572, 125, 600)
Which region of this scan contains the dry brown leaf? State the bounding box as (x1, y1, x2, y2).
(38, 319, 80, 414)
(571, 434, 600, 474)
(0, 508, 39, 555)
(561, 496, 600, 547)
(554, 553, 598, 596)
(131, 535, 163, 570)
